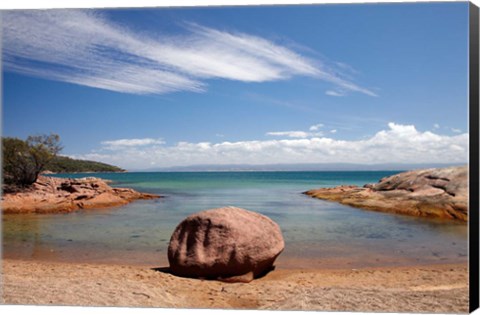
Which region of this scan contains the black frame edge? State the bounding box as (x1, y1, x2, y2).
(470, 1, 480, 313)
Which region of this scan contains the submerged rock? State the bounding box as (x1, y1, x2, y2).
(304, 166, 468, 221)
(168, 206, 284, 282)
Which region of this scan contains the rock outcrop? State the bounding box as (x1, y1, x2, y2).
(1, 176, 159, 214)
(304, 166, 468, 221)
(168, 206, 284, 282)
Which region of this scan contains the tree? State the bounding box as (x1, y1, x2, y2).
(2, 134, 62, 187)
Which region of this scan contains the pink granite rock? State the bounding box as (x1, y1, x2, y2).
(168, 206, 284, 282)
(304, 165, 468, 221)
(1, 176, 159, 214)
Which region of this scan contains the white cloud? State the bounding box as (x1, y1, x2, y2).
(330, 129, 337, 134)
(3, 10, 376, 96)
(72, 122, 468, 170)
(309, 123, 324, 131)
(451, 128, 462, 133)
(266, 131, 310, 138)
(433, 123, 440, 129)
(325, 90, 345, 97)
(268, 124, 324, 138)
(101, 138, 164, 150)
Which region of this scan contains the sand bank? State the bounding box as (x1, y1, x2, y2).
(1, 259, 468, 313)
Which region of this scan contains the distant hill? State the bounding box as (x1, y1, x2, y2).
(45, 156, 125, 173)
(138, 162, 464, 172)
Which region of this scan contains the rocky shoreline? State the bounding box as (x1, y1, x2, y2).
(1, 176, 160, 214)
(304, 166, 468, 221)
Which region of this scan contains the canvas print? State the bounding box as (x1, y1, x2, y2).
(1, 1, 477, 313)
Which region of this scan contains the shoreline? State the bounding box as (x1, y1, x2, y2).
(1, 167, 469, 312)
(1, 258, 468, 312)
(2, 245, 468, 271)
(1, 176, 160, 214)
(304, 165, 468, 221)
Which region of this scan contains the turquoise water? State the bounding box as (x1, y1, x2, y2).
(2, 171, 468, 268)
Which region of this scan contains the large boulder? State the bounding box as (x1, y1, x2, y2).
(167, 206, 284, 282)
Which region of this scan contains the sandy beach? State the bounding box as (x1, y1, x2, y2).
(1, 259, 468, 313)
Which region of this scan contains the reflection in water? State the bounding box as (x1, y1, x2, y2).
(2, 171, 468, 268)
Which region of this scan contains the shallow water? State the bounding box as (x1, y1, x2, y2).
(2, 171, 468, 269)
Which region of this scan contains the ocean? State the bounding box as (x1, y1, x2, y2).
(2, 171, 468, 269)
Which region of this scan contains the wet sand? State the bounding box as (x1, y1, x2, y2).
(1, 258, 468, 313)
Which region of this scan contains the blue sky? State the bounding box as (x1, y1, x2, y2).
(2, 2, 470, 170)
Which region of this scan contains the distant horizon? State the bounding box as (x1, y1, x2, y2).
(53, 158, 465, 173)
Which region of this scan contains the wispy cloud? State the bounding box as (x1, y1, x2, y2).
(3, 9, 376, 96)
(101, 138, 164, 150)
(266, 131, 311, 138)
(73, 122, 468, 170)
(309, 123, 324, 131)
(267, 123, 324, 138)
(325, 90, 346, 97)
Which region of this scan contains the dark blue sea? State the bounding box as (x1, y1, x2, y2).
(2, 171, 467, 269)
